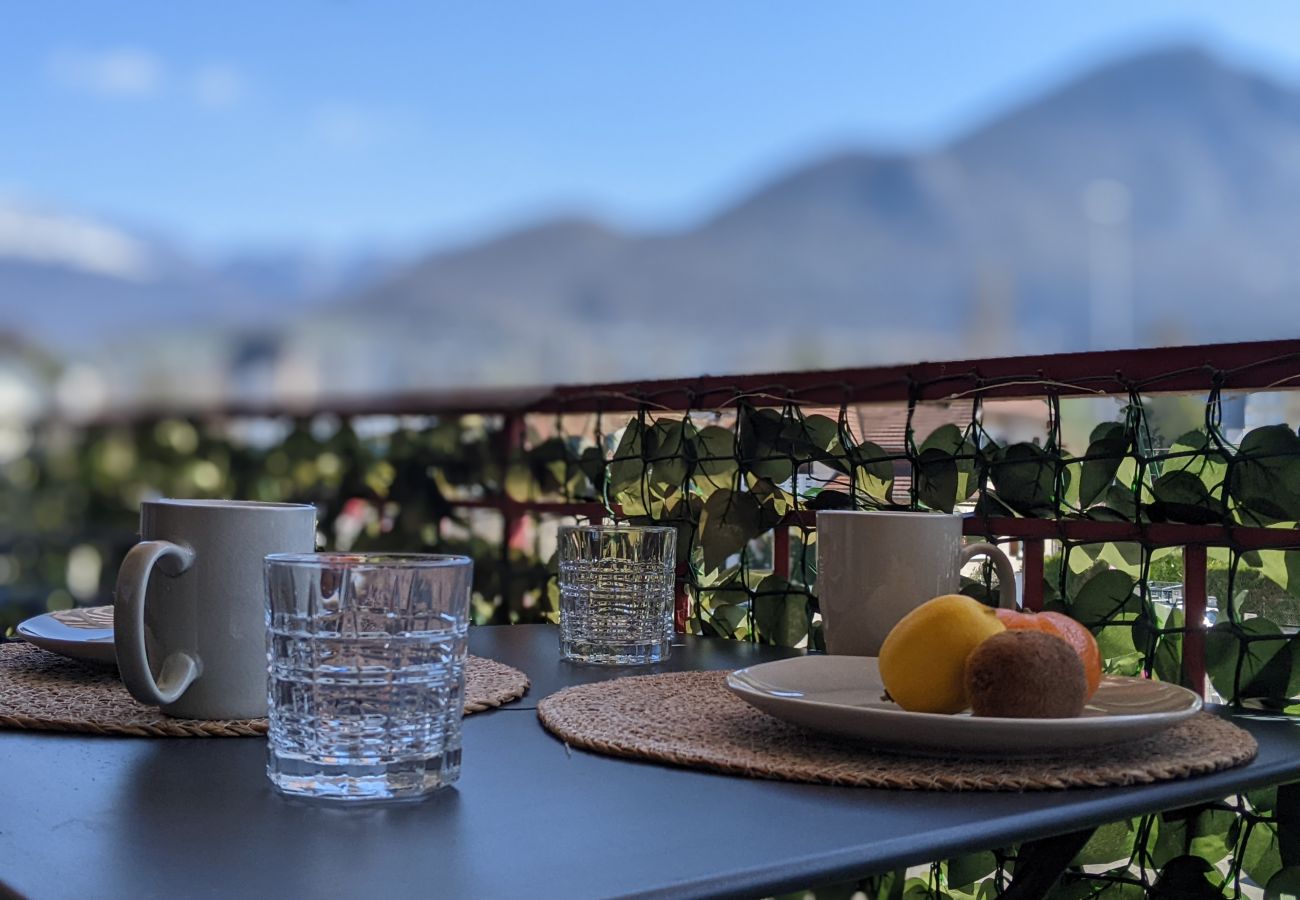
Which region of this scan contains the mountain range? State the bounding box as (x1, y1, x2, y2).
(3, 45, 1300, 404)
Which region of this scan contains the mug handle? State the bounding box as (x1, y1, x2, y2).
(959, 542, 1018, 609)
(114, 540, 200, 706)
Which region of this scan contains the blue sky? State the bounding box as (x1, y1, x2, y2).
(4, 1, 1300, 255)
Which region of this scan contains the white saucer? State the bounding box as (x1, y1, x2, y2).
(15, 606, 116, 664)
(726, 656, 1202, 755)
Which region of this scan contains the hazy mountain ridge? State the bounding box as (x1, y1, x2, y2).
(0, 204, 396, 348)
(333, 44, 1300, 379)
(4, 45, 1300, 397)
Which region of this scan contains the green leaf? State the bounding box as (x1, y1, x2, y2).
(363, 459, 396, 497)
(1046, 881, 1117, 900)
(528, 436, 567, 463)
(704, 602, 749, 638)
(1188, 807, 1239, 864)
(528, 437, 571, 494)
(619, 492, 653, 518)
(806, 489, 853, 510)
(425, 421, 461, 456)
(916, 447, 959, 512)
(1150, 855, 1221, 899)
(788, 531, 817, 589)
(1090, 420, 1126, 444)
(1265, 866, 1300, 900)
(945, 851, 997, 889)
(744, 406, 786, 444)
(1260, 631, 1300, 698)
(608, 420, 647, 494)
(1096, 541, 1143, 577)
(1244, 823, 1284, 889)
(799, 414, 841, 456)
(919, 423, 965, 455)
(1256, 548, 1300, 602)
(753, 575, 809, 647)
(989, 442, 1057, 515)
(1248, 786, 1278, 813)
(1151, 608, 1185, 684)
(1056, 874, 1144, 899)
(972, 490, 1019, 518)
(1148, 470, 1223, 524)
(1080, 430, 1129, 508)
(1070, 569, 1139, 626)
(631, 494, 700, 564)
(646, 418, 694, 489)
(1089, 484, 1138, 522)
(1071, 819, 1136, 866)
(747, 476, 791, 527)
(504, 463, 536, 502)
(1098, 626, 1142, 675)
(850, 440, 895, 502)
(693, 425, 738, 485)
(698, 489, 765, 573)
(737, 407, 793, 484)
(1152, 816, 1187, 869)
(696, 572, 750, 610)
(1205, 618, 1290, 701)
(1060, 457, 1081, 510)
(915, 425, 977, 511)
(1231, 425, 1300, 523)
(902, 880, 949, 900)
(578, 446, 606, 491)
(1164, 430, 1229, 498)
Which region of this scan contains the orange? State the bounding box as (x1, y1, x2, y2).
(994, 608, 1102, 699)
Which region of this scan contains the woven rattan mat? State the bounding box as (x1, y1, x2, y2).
(0, 642, 529, 738)
(537, 671, 1258, 792)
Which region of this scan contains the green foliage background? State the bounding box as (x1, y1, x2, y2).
(3, 388, 1300, 897)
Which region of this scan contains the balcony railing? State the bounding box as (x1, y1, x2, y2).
(6, 338, 1300, 706)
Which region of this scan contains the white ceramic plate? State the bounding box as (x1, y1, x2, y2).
(15, 606, 116, 664)
(726, 656, 1202, 755)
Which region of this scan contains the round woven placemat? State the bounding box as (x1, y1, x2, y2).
(0, 642, 529, 738)
(537, 671, 1258, 792)
(464, 655, 531, 713)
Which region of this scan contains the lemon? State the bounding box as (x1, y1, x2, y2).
(878, 594, 1005, 714)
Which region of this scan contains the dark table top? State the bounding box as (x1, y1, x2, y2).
(1, 624, 1298, 900)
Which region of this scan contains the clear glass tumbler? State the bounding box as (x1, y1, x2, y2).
(263, 553, 472, 801)
(558, 524, 677, 665)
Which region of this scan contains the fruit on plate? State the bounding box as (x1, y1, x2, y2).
(878, 593, 1005, 714)
(965, 630, 1088, 718)
(994, 607, 1102, 699)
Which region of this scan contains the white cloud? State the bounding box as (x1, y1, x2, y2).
(310, 104, 385, 150)
(47, 47, 164, 99)
(192, 63, 245, 109)
(0, 205, 154, 281)
(47, 49, 248, 110)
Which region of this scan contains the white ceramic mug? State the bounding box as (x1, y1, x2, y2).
(815, 511, 1017, 656)
(114, 499, 317, 719)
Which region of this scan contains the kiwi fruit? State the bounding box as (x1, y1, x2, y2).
(965, 630, 1088, 718)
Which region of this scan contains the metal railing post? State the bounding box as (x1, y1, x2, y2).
(1022, 538, 1045, 612)
(1182, 545, 1208, 698)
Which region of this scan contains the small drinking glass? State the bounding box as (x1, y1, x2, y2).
(263, 553, 472, 802)
(558, 524, 677, 665)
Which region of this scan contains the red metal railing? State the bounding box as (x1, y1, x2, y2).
(104, 338, 1300, 421)
(533, 339, 1295, 697)
(87, 338, 1300, 695)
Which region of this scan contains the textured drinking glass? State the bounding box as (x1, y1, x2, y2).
(263, 553, 472, 802)
(558, 525, 676, 664)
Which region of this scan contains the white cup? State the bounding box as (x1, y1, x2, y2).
(815, 511, 1017, 657)
(114, 499, 317, 719)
